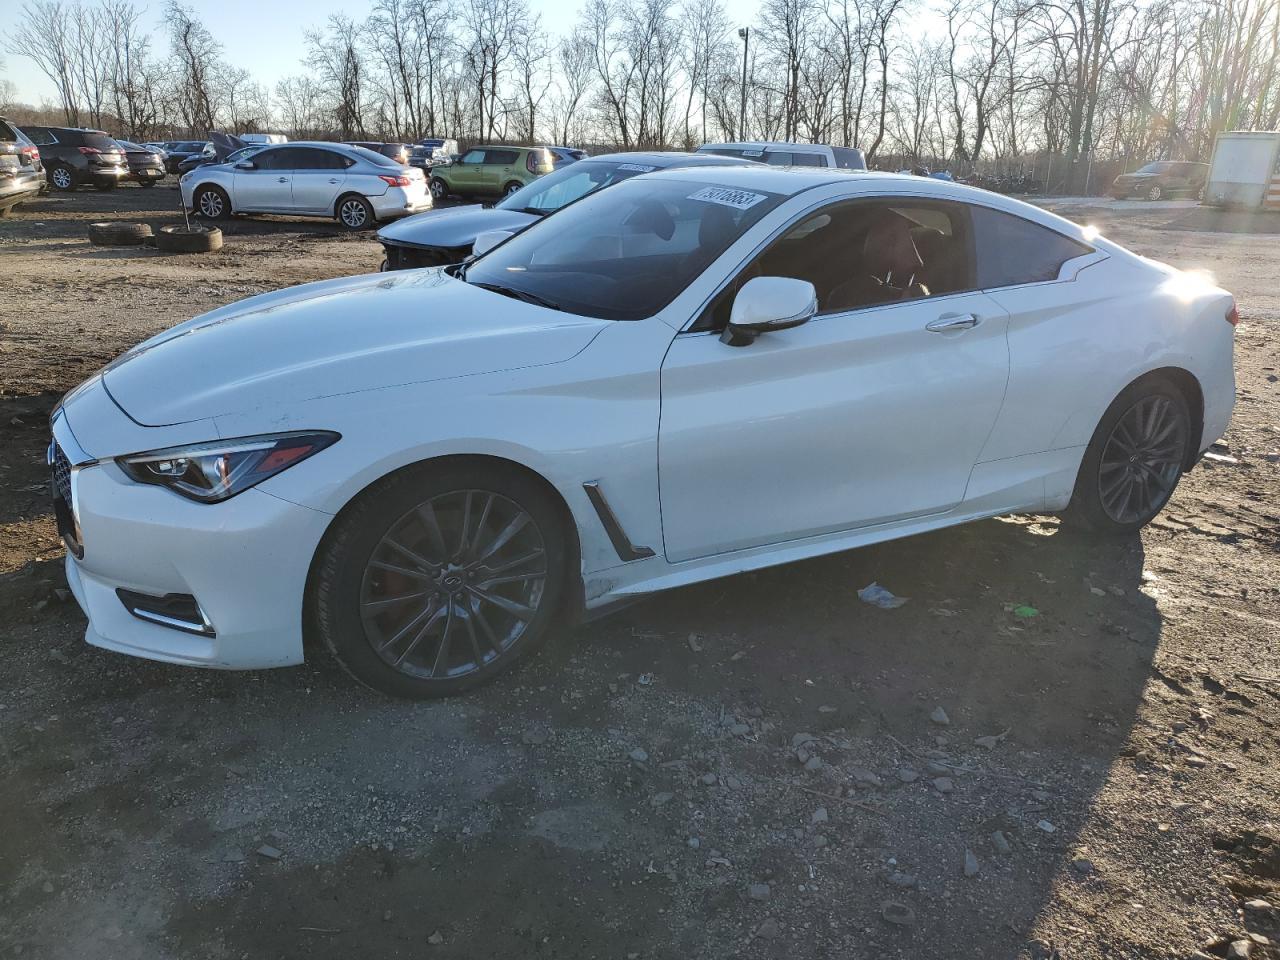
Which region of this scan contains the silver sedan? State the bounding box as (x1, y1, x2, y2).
(180, 141, 431, 230)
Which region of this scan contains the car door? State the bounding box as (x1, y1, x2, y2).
(288, 147, 349, 215)
(450, 149, 486, 192)
(658, 197, 1011, 562)
(233, 146, 296, 213)
(479, 149, 517, 192)
(957, 203, 1110, 466)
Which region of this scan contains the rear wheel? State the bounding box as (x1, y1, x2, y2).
(429, 177, 448, 201)
(314, 463, 570, 699)
(336, 194, 375, 230)
(502, 181, 523, 198)
(1063, 378, 1191, 534)
(49, 165, 75, 191)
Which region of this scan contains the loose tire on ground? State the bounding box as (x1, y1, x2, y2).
(87, 221, 154, 246)
(155, 224, 222, 254)
(1061, 376, 1192, 535)
(312, 462, 571, 699)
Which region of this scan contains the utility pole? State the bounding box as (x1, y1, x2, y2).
(738, 27, 750, 141)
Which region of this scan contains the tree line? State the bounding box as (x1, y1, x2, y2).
(4, 0, 1279, 189)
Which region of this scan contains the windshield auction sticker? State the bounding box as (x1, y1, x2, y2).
(688, 187, 768, 210)
(617, 163, 658, 172)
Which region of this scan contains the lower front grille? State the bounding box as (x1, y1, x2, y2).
(49, 439, 83, 558)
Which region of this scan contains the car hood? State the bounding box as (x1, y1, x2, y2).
(102, 270, 608, 426)
(377, 205, 540, 250)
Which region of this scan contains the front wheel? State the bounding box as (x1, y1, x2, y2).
(1146, 184, 1163, 201)
(312, 463, 570, 698)
(193, 185, 230, 220)
(429, 177, 448, 201)
(1063, 378, 1191, 534)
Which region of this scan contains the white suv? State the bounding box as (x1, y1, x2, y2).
(180, 141, 430, 230)
(697, 141, 866, 170)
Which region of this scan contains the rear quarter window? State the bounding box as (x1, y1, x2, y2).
(970, 206, 1093, 288)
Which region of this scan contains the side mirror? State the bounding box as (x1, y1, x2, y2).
(472, 229, 514, 257)
(721, 276, 817, 346)
(234, 160, 256, 170)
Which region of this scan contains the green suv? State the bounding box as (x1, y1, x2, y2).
(429, 145, 553, 202)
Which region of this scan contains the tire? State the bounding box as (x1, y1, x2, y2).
(87, 221, 153, 246)
(336, 193, 375, 230)
(1062, 377, 1192, 535)
(313, 462, 571, 699)
(429, 177, 448, 201)
(1146, 184, 1163, 201)
(502, 181, 523, 198)
(48, 165, 75, 191)
(139, 180, 158, 189)
(193, 184, 230, 220)
(155, 224, 222, 254)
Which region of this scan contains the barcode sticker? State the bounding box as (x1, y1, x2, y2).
(616, 163, 658, 172)
(688, 186, 767, 210)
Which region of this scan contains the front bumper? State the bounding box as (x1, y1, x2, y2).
(53, 401, 333, 670)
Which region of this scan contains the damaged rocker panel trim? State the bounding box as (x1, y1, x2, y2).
(582, 481, 656, 563)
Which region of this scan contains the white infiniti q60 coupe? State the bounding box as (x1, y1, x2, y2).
(50, 167, 1237, 698)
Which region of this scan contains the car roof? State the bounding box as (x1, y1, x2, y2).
(585, 150, 761, 169)
(701, 141, 834, 151)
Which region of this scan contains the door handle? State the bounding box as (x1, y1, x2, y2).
(926, 313, 980, 333)
(328, 178, 340, 184)
(277, 177, 288, 182)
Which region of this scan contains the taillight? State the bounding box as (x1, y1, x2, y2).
(21, 145, 38, 160)
(1226, 301, 1239, 327)
(379, 174, 411, 187)
(78, 146, 101, 155)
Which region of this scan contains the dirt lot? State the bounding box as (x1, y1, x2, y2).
(1, 184, 1278, 960)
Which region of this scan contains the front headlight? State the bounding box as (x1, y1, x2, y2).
(117, 431, 339, 503)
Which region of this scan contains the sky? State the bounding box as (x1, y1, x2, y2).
(3, 0, 763, 106)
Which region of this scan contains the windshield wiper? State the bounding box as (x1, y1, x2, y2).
(515, 206, 550, 216)
(470, 281, 562, 312)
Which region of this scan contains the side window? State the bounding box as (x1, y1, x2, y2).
(255, 148, 298, 170)
(790, 153, 828, 167)
(694, 199, 975, 331)
(293, 148, 347, 170)
(25, 128, 55, 146)
(764, 151, 792, 166)
(969, 206, 1092, 288)
(0, 120, 17, 140)
(459, 149, 485, 164)
(485, 149, 519, 166)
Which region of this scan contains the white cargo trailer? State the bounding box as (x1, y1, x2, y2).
(1204, 130, 1280, 210)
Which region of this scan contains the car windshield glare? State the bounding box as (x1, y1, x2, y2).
(496, 159, 656, 214)
(1137, 161, 1174, 174)
(465, 178, 786, 321)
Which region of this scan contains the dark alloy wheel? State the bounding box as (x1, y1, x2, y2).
(1065, 378, 1191, 534)
(314, 464, 569, 698)
(1096, 394, 1188, 525)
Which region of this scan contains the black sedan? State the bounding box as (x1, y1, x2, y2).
(377, 150, 755, 270)
(115, 141, 167, 187)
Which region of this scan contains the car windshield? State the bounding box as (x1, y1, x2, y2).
(464, 178, 786, 321)
(497, 159, 664, 215)
(1136, 161, 1175, 174)
(225, 146, 264, 163)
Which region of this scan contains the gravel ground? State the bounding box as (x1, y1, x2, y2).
(0, 183, 1277, 960)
